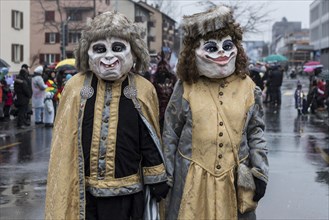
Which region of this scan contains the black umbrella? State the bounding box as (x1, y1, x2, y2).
(0, 58, 10, 68)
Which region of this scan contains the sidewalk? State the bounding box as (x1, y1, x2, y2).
(0, 116, 42, 140)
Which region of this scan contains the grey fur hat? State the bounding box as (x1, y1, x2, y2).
(181, 5, 234, 38)
(75, 11, 149, 73)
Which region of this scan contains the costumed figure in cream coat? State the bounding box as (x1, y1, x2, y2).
(45, 11, 169, 220)
(163, 5, 269, 220)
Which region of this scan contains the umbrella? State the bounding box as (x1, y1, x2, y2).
(303, 67, 314, 73)
(55, 58, 76, 69)
(56, 64, 77, 74)
(0, 58, 10, 68)
(55, 58, 77, 74)
(304, 61, 321, 66)
(263, 54, 288, 62)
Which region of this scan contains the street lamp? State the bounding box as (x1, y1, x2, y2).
(61, 16, 71, 60)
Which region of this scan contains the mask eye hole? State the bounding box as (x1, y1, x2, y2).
(203, 41, 218, 53)
(92, 44, 106, 53)
(222, 40, 234, 51)
(112, 42, 126, 52)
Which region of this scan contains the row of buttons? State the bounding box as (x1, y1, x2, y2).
(217, 120, 225, 170)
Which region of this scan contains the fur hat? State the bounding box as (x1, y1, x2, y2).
(181, 5, 234, 38)
(75, 11, 149, 74)
(34, 65, 43, 74)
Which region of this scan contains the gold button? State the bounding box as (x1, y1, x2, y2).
(219, 132, 223, 137)
(216, 165, 221, 169)
(219, 92, 223, 96)
(218, 154, 222, 159)
(219, 143, 223, 147)
(219, 122, 223, 126)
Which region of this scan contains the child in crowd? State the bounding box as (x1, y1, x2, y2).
(44, 91, 54, 127)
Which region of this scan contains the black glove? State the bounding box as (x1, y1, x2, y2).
(253, 177, 267, 202)
(149, 182, 170, 202)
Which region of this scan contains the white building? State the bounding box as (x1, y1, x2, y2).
(0, 0, 30, 75)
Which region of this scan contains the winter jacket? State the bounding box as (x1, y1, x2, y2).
(14, 69, 32, 106)
(32, 73, 47, 108)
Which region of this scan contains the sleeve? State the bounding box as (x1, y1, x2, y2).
(37, 76, 48, 90)
(140, 117, 163, 167)
(162, 80, 187, 186)
(247, 87, 269, 183)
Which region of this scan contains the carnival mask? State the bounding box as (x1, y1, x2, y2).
(195, 36, 237, 79)
(88, 37, 134, 81)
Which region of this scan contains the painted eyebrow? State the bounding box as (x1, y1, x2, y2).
(203, 40, 217, 45)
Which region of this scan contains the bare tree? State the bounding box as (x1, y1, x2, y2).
(149, 0, 273, 35)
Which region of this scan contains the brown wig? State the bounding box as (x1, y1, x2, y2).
(177, 5, 249, 84)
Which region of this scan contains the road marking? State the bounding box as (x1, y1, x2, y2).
(283, 91, 294, 96)
(0, 142, 21, 150)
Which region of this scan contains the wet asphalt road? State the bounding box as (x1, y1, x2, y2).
(0, 76, 328, 220)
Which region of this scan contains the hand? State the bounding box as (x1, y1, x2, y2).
(253, 177, 267, 202)
(149, 182, 170, 202)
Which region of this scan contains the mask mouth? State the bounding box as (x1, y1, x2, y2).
(205, 51, 236, 66)
(100, 58, 119, 69)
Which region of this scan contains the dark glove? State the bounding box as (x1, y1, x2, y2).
(253, 177, 267, 202)
(149, 182, 170, 202)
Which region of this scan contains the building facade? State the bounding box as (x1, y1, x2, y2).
(278, 30, 314, 66)
(271, 17, 301, 54)
(310, 0, 329, 69)
(0, 0, 30, 74)
(30, 0, 112, 69)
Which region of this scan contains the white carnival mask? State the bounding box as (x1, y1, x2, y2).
(88, 37, 134, 81)
(195, 36, 237, 79)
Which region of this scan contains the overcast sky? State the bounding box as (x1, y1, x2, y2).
(171, 0, 314, 42)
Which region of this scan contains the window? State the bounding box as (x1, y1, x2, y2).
(45, 11, 55, 22)
(69, 32, 81, 44)
(11, 10, 23, 29)
(11, 44, 23, 62)
(40, 54, 60, 64)
(67, 10, 82, 21)
(45, 33, 59, 44)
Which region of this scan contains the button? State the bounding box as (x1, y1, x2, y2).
(219, 101, 223, 105)
(218, 154, 222, 159)
(106, 100, 111, 106)
(219, 92, 223, 96)
(219, 132, 223, 137)
(219, 143, 223, 147)
(99, 155, 105, 160)
(219, 122, 224, 126)
(216, 165, 221, 169)
(103, 118, 109, 123)
(102, 136, 106, 140)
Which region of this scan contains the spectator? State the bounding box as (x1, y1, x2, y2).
(31, 65, 48, 124)
(44, 91, 54, 127)
(14, 64, 32, 128)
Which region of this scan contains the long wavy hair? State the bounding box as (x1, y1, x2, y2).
(177, 18, 248, 84)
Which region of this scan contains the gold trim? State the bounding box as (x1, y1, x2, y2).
(85, 173, 141, 188)
(143, 164, 166, 176)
